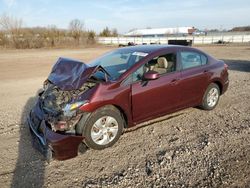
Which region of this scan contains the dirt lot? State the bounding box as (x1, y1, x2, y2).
(0, 45, 249, 188)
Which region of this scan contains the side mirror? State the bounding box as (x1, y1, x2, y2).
(143, 71, 160, 80)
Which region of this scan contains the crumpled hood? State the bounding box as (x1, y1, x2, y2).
(48, 57, 97, 91)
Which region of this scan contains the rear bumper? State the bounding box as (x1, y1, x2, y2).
(27, 103, 84, 160)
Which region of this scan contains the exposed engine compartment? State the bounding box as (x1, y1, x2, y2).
(35, 57, 111, 132)
(40, 80, 96, 132)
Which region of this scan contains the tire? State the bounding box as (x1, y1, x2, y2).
(200, 83, 220, 110)
(46, 146, 53, 164)
(78, 105, 124, 150)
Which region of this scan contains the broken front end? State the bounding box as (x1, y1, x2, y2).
(27, 57, 107, 160)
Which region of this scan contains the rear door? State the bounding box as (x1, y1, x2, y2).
(131, 50, 181, 123)
(178, 50, 210, 107)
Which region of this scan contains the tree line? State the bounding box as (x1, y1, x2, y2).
(230, 26, 250, 32)
(0, 14, 118, 49)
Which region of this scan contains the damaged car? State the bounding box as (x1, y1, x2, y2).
(28, 45, 229, 160)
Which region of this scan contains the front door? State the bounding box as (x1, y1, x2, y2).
(131, 51, 181, 123)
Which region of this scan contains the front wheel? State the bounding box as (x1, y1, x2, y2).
(200, 83, 220, 110)
(79, 106, 124, 150)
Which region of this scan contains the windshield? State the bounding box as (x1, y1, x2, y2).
(89, 50, 148, 80)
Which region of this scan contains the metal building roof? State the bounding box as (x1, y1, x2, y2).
(125, 27, 194, 36)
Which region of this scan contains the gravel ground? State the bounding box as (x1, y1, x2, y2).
(0, 45, 249, 188)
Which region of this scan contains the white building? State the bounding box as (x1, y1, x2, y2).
(124, 27, 196, 37)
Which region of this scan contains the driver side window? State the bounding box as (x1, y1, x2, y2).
(132, 65, 144, 82)
(132, 52, 177, 82)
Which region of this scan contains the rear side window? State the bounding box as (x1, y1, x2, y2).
(181, 51, 207, 70)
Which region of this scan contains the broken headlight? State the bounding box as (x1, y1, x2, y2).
(63, 100, 89, 117)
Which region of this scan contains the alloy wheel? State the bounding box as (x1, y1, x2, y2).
(207, 87, 219, 107)
(90, 116, 119, 145)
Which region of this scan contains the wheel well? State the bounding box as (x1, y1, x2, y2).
(113, 105, 128, 128)
(76, 105, 128, 135)
(213, 81, 223, 95)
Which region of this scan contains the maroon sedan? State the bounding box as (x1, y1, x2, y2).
(28, 45, 229, 160)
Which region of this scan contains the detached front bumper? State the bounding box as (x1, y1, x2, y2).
(27, 101, 84, 160)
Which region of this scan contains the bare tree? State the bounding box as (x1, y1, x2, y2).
(87, 30, 96, 44)
(0, 31, 8, 47)
(99, 27, 111, 37)
(0, 15, 97, 48)
(45, 25, 59, 47)
(0, 14, 23, 48)
(68, 19, 84, 45)
(111, 28, 118, 37)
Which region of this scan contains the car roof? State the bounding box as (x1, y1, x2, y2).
(116, 45, 193, 54)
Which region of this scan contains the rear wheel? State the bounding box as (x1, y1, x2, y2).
(78, 106, 124, 150)
(200, 83, 220, 110)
